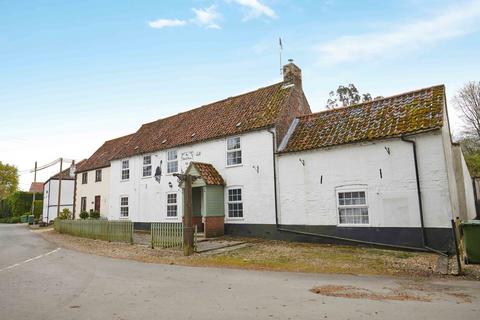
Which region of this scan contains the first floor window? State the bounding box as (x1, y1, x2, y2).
(167, 193, 178, 217)
(227, 188, 243, 218)
(338, 191, 369, 225)
(121, 160, 129, 180)
(82, 172, 88, 184)
(143, 155, 152, 177)
(226, 137, 242, 166)
(167, 150, 178, 174)
(120, 196, 129, 218)
(80, 197, 87, 212)
(95, 169, 102, 182)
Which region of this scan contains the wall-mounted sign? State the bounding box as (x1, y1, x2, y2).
(181, 151, 194, 160)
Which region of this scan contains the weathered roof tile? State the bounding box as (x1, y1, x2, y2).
(282, 85, 445, 153)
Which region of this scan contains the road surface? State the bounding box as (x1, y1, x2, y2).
(0, 224, 479, 319)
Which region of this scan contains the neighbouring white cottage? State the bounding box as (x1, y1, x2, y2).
(42, 168, 75, 223)
(76, 62, 476, 253)
(74, 134, 133, 218)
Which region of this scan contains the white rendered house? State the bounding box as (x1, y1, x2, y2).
(42, 169, 75, 223)
(74, 134, 133, 218)
(77, 63, 476, 253)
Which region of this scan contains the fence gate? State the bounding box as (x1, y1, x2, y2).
(151, 222, 197, 250)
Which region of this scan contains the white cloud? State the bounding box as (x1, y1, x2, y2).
(148, 19, 187, 29)
(316, 0, 480, 64)
(192, 5, 221, 29)
(231, 0, 277, 21)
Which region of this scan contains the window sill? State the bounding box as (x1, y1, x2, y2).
(337, 224, 370, 227)
(165, 216, 179, 220)
(225, 217, 244, 221)
(120, 179, 129, 182)
(141, 176, 152, 179)
(226, 164, 243, 169)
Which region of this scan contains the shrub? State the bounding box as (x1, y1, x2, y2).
(57, 208, 72, 220)
(8, 191, 35, 216)
(89, 211, 100, 219)
(79, 211, 89, 220)
(9, 216, 20, 223)
(33, 200, 43, 219)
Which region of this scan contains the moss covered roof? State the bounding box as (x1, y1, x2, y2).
(282, 85, 445, 153)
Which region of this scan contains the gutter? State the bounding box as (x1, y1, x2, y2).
(267, 128, 448, 254)
(401, 135, 448, 256)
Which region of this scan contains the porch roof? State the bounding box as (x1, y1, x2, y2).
(188, 162, 225, 186)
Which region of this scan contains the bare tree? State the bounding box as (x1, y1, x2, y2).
(454, 81, 480, 138)
(326, 84, 382, 109)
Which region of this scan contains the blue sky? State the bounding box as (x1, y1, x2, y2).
(1, 0, 480, 189)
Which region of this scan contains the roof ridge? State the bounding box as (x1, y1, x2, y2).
(141, 81, 285, 127)
(299, 84, 445, 119)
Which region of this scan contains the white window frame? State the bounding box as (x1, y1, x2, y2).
(167, 150, 178, 174)
(80, 197, 87, 212)
(226, 186, 244, 219)
(226, 136, 242, 167)
(166, 192, 178, 218)
(142, 155, 152, 178)
(95, 169, 102, 182)
(81, 172, 88, 184)
(336, 188, 369, 226)
(121, 160, 130, 181)
(120, 196, 129, 219)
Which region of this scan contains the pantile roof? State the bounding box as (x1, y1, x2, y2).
(76, 134, 134, 173)
(282, 85, 445, 153)
(29, 182, 44, 193)
(113, 82, 296, 159)
(190, 162, 225, 185)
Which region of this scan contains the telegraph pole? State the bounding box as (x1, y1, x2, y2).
(174, 173, 198, 256)
(31, 161, 37, 217)
(57, 158, 63, 219)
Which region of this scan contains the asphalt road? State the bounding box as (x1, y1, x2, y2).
(1, 224, 479, 320)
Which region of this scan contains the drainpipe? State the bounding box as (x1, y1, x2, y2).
(267, 129, 442, 253)
(401, 135, 448, 256)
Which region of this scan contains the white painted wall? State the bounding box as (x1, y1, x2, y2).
(42, 179, 75, 223)
(75, 167, 110, 218)
(460, 151, 477, 220)
(277, 131, 454, 228)
(108, 130, 276, 224)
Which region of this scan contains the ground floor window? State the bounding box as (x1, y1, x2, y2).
(120, 196, 129, 218)
(167, 193, 178, 217)
(337, 191, 368, 225)
(80, 197, 87, 212)
(227, 187, 243, 218)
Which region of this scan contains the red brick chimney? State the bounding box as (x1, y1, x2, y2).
(283, 60, 302, 88)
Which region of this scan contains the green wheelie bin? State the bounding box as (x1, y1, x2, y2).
(461, 220, 480, 264)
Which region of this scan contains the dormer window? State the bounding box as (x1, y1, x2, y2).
(226, 136, 242, 166)
(143, 155, 152, 177)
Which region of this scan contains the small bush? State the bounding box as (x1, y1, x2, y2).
(89, 211, 100, 219)
(79, 211, 89, 220)
(33, 200, 43, 219)
(9, 216, 21, 223)
(57, 208, 72, 220)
